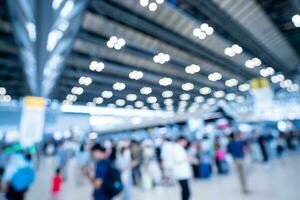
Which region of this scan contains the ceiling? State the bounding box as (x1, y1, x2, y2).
(0, 0, 299, 112)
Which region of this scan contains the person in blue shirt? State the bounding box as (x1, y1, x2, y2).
(227, 133, 249, 194)
(87, 144, 111, 200)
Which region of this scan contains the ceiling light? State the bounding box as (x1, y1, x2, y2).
(238, 83, 250, 92)
(126, 94, 137, 101)
(224, 47, 235, 57)
(193, 23, 214, 40)
(199, 87, 211, 95)
(225, 93, 236, 101)
(89, 61, 105, 72)
(179, 101, 188, 107)
(288, 84, 299, 92)
(134, 101, 144, 108)
(182, 82, 194, 91)
(207, 98, 216, 105)
(159, 77, 172, 86)
(271, 74, 285, 83)
(93, 97, 104, 105)
(78, 76, 92, 86)
(292, 14, 300, 27)
(232, 44, 243, 54)
(140, 87, 152, 95)
(185, 64, 200, 74)
(225, 78, 238, 87)
(260, 67, 274, 77)
(113, 82, 126, 91)
(208, 72, 222, 81)
(101, 90, 113, 99)
(140, 0, 149, 7)
(194, 96, 204, 103)
(149, 2, 158, 11)
(116, 99, 126, 106)
(66, 94, 77, 102)
(147, 96, 157, 104)
(151, 103, 160, 110)
(0, 87, 6, 95)
(63, 100, 73, 105)
(164, 98, 174, 105)
(129, 70, 143, 80)
(162, 90, 173, 98)
(153, 53, 170, 64)
(214, 90, 225, 98)
(60, 0, 74, 17)
(252, 58, 262, 66)
(107, 36, 126, 50)
(107, 103, 116, 108)
(245, 57, 261, 69)
(156, 0, 164, 4)
(71, 87, 84, 95)
(180, 93, 190, 101)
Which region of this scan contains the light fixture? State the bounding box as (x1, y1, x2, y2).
(159, 77, 172, 86)
(78, 76, 92, 86)
(147, 96, 157, 104)
(225, 93, 236, 101)
(194, 96, 204, 103)
(208, 72, 222, 81)
(224, 44, 243, 57)
(260, 67, 275, 77)
(180, 93, 190, 101)
(238, 83, 250, 92)
(0, 95, 11, 103)
(182, 82, 194, 91)
(113, 82, 126, 91)
(71, 87, 84, 95)
(101, 90, 113, 99)
(89, 61, 105, 72)
(116, 99, 126, 106)
(162, 90, 173, 98)
(199, 87, 211, 95)
(140, 87, 152, 95)
(66, 94, 77, 102)
(126, 94, 137, 101)
(134, 101, 144, 108)
(0, 87, 6, 95)
(153, 53, 170, 64)
(185, 64, 200, 74)
(245, 57, 262, 69)
(140, 0, 149, 7)
(93, 97, 104, 105)
(207, 98, 216, 105)
(106, 36, 126, 50)
(164, 98, 174, 105)
(60, 0, 74, 17)
(107, 103, 116, 108)
(129, 70, 143, 80)
(149, 2, 158, 11)
(214, 90, 225, 98)
(287, 84, 299, 92)
(292, 14, 300, 27)
(225, 78, 238, 87)
(193, 23, 214, 40)
(62, 100, 73, 105)
(271, 74, 285, 84)
(151, 103, 160, 110)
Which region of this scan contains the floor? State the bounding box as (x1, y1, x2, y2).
(26, 154, 300, 200)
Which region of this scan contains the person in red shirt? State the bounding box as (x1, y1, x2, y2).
(51, 168, 63, 199)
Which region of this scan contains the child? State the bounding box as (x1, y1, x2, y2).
(51, 168, 63, 199)
(215, 144, 228, 175)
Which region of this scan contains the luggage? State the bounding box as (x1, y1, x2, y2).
(199, 163, 212, 178)
(218, 160, 229, 174)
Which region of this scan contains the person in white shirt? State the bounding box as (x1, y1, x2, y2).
(161, 138, 175, 185)
(173, 136, 196, 200)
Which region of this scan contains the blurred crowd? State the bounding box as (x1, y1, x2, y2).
(0, 129, 300, 200)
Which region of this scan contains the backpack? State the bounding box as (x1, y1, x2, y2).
(103, 163, 123, 198)
(11, 166, 35, 191)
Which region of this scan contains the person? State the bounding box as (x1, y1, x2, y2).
(161, 138, 175, 184)
(51, 168, 63, 199)
(130, 140, 141, 186)
(227, 133, 249, 194)
(2, 151, 35, 200)
(215, 144, 228, 175)
(75, 144, 89, 185)
(56, 142, 69, 180)
(258, 135, 269, 162)
(172, 136, 195, 200)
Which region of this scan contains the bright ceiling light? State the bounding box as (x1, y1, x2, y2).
(162, 90, 173, 98)
(60, 0, 74, 17)
(0, 94, 12, 103)
(159, 77, 172, 86)
(180, 93, 190, 101)
(238, 83, 250, 92)
(147, 96, 157, 104)
(126, 94, 137, 101)
(207, 98, 216, 105)
(93, 97, 104, 105)
(78, 76, 92, 86)
(149, 2, 158, 11)
(252, 58, 262, 66)
(153, 53, 170, 64)
(134, 101, 144, 108)
(288, 84, 299, 92)
(71, 87, 84, 95)
(214, 90, 225, 98)
(140, 87, 152, 95)
(185, 64, 200, 74)
(113, 82, 126, 91)
(245, 57, 262, 69)
(116, 99, 126, 106)
(194, 96, 204, 103)
(208, 72, 222, 81)
(271, 74, 285, 84)
(193, 23, 214, 39)
(101, 90, 113, 99)
(89, 61, 105, 72)
(225, 44, 243, 57)
(156, 0, 164, 4)
(0, 87, 6, 95)
(182, 82, 194, 91)
(62, 100, 73, 105)
(52, 0, 63, 10)
(292, 14, 300, 27)
(225, 93, 236, 101)
(66, 94, 77, 102)
(151, 103, 160, 110)
(199, 87, 211, 95)
(179, 101, 188, 107)
(107, 103, 116, 108)
(164, 98, 174, 105)
(225, 78, 238, 87)
(107, 36, 126, 50)
(129, 70, 143, 80)
(260, 67, 275, 77)
(140, 0, 149, 7)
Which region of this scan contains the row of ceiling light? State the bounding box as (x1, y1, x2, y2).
(139, 0, 165, 12)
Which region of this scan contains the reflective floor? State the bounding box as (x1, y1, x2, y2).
(26, 154, 300, 200)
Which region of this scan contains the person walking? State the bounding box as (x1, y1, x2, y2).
(172, 136, 195, 200)
(227, 133, 249, 194)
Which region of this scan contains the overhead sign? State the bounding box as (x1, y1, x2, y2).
(19, 96, 46, 147)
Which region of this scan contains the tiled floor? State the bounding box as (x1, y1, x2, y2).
(26, 154, 300, 200)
